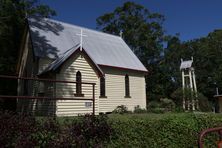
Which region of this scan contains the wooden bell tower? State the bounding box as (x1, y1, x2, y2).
(180, 57, 198, 110)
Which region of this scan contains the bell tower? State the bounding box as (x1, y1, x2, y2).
(180, 57, 198, 110)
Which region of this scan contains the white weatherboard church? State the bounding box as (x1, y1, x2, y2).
(17, 17, 147, 116)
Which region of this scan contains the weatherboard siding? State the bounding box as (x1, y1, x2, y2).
(55, 53, 99, 116)
(99, 67, 146, 112)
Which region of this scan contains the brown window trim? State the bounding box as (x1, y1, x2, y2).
(99, 95, 107, 98)
(100, 77, 106, 98)
(124, 95, 131, 98)
(75, 71, 84, 97)
(74, 93, 84, 97)
(125, 74, 130, 97)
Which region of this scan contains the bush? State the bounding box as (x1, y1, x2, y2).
(58, 114, 113, 147)
(147, 98, 175, 113)
(160, 98, 176, 112)
(134, 105, 147, 113)
(198, 93, 212, 112)
(171, 88, 212, 112)
(0, 112, 113, 147)
(108, 113, 222, 148)
(112, 105, 129, 114)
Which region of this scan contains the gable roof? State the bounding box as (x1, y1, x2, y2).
(28, 17, 148, 72)
(180, 60, 193, 70)
(38, 45, 104, 77)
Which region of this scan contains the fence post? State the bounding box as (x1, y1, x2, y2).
(92, 84, 95, 116)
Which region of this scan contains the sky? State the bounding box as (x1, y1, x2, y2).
(42, 0, 222, 41)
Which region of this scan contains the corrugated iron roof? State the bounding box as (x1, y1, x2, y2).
(28, 17, 148, 72)
(38, 45, 104, 76)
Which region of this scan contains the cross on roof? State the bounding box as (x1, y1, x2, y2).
(76, 29, 87, 51)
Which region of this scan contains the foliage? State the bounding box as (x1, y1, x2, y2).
(165, 30, 222, 103)
(134, 105, 147, 113)
(0, 0, 56, 111)
(96, 1, 167, 101)
(0, 112, 113, 147)
(60, 114, 113, 147)
(97, 1, 222, 106)
(147, 101, 164, 113)
(112, 105, 129, 114)
(109, 113, 222, 148)
(171, 88, 212, 112)
(147, 98, 176, 113)
(160, 98, 176, 112)
(198, 93, 212, 112)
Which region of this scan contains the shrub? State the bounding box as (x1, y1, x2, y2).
(134, 105, 147, 113)
(160, 98, 176, 112)
(147, 98, 175, 113)
(112, 105, 129, 114)
(198, 93, 212, 112)
(0, 112, 113, 147)
(58, 114, 113, 147)
(171, 88, 212, 112)
(108, 113, 222, 148)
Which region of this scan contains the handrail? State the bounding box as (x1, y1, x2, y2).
(0, 75, 96, 115)
(198, 127, 222, 148)
(0, 75, 96, 85)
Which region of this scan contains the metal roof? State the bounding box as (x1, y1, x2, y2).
(28, 17, 148, 72)
(180, 60, 193, 70)
(38, 45, 104, 76)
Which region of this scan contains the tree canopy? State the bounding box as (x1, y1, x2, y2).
(0, 0, 56, 110)
(0, 0, 56, 75)
(96, 2, 167, 101)
(97, 1, 222, 105)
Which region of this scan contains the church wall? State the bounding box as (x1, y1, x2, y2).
(99, 67, 146, 112)
(55, 52, 99, 116)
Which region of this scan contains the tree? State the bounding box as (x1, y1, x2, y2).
(165, 30, 222, 105)
(96, 1, 166, 101)
(0, 0, 56, 111)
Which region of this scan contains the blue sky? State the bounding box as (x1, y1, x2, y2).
(43, 0, 222, 41)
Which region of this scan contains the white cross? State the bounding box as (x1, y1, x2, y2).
(76, 29, 87, 51)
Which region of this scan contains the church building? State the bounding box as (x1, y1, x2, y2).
(17, 17, 148, 116)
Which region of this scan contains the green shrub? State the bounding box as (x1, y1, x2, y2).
(112, 105, 129, 114)
(160, 98, 176, 112)
(171, 88, 212, 112)
(147, 98, 175, 113)
(0, 112, 113, 147)
(108, 113, 222, 148)
(134, 105, 147, 113)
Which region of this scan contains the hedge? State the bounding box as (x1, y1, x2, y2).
(1, 112, 222, 147)
(108, 113, 222, 148)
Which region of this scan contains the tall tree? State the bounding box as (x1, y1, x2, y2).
(96, 2, 166, 101)
(0, 0, 56, 74)
(0, 0, 56, 110)
(165, 30, 222, 103)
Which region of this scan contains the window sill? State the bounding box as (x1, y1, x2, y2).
(99, 96, 107, 98)
(124, 96, 131, 98)
(74, 94, 84, 97)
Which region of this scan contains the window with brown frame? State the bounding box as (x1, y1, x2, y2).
(125, 74, 131, 98)
(74, 71, 84, 97)
(100, 77, 107, 98)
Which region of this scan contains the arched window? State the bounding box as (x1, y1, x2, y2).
(100, 77, 106, 98)
(125, 74, 130, 98)
(75, 71, 84, 97)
